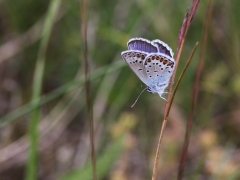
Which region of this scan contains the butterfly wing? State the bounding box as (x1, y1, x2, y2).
(127, 38, 158, 53)
(144, 53, 175, 87)
(121, 50, 150, 86)
(152, 39, 174, 58)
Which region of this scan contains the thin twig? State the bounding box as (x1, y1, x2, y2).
(152, 42, 199, 180)
(80, 0, 98, 179)
(152, 1, 201, 179)
(177, 0, 214, 179)
(167, 42, 199, 117)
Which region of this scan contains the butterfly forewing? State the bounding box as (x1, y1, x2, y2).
(128, 38, 158, 53)
(144, 53, 175, 86)
(121, 50, 150, 85)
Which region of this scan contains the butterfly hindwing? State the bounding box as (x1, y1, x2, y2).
(144, 53, 175, 86)
(121, 50, 150, 85)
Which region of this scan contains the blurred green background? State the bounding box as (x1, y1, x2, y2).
(0, 0, 240, 179)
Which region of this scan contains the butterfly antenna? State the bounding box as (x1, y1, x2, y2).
(131, 87, 148, 108)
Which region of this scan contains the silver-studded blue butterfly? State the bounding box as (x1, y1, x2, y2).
(121, 38, 175, 102)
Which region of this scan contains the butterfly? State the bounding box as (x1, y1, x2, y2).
(121, 38, 175, 103)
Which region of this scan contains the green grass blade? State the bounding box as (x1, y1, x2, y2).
(25, 0, 61, 180)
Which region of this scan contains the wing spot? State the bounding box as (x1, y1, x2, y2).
(152, 56, 155, 60)
(160, 58, 164, 62)
(156, 56, 160, 60)
(168, 71, 171, 73)
(163, 59, 168, 65)
(149, 76, 152, 77)
(159, 65, 161, 67)
(141, 55, 145, 59)
(147, 58, 151, 62)
(139, 61, 142, 63)
(139, 68, 143, 71)
(147, 70, 150, 73)
(137, 54, 140, 58)
(145, 62, 147, 65)
(167, 62, 174, 66)
(157, 75, 159, 76)
(149, 65, 152, 67)
(161, 68, 163, 70)
(154, 70, 157, 72)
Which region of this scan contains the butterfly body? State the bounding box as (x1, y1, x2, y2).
(121, 38, 175, 101)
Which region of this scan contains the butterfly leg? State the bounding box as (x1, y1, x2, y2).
(161, 92, 172, 94)
(160, 95, 168, 102)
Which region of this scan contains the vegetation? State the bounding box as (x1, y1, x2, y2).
(0, 0, 240, 179)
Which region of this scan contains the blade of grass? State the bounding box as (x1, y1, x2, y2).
(152, 1, 200, 179)
(25, 0, 61, 180)
(152, 42, 199, 180)
(80, 0, 97, 179)
(177, 0, 214, 179)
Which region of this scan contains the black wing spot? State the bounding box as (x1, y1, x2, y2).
(149, 65, 152, 67)
(139, 68, 143, 71)
(147, 70, 150, 72)
(161, 68, 163, 70)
